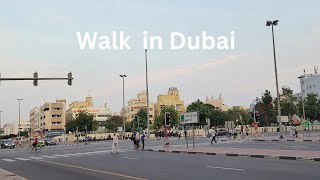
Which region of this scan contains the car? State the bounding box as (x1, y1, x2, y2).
(45, 138, 57, 146)
(217, 128, 229, 136)
(1, 139, 15, 149)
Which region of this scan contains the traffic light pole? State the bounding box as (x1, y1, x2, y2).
(0, 72, 73, 86)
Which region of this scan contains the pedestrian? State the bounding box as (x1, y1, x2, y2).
(245, 126, 249, 139)
(290, 125, 294, 137)
(211, 129, 217, 144)
(141, 132, 146, 150)
(112, 133, 119, 154)
(184, 129, 187, 138)
(178, 132, 181, 140)
(131, 131, 136, 148)
(135, 130, 140, 149)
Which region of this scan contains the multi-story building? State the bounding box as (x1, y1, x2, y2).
(3, 123, 13, 135)
(204, 95, 228, 111)
(30, 107, 40, 135)
(298, 69, 320, 99)
(30, 99, 66, 136)
(154, 87, 185, 117)
(121, 91, 155, 122)
(3, 121, 30, 136)
(66, 97, 113, 131)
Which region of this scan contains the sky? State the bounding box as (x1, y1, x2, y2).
(0, 0, 320, 125)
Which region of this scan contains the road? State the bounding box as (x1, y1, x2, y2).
(0, 139, 320, 180)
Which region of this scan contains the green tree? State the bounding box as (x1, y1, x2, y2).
(186, 99, 215, 125)
(279, 87, 297, 116)
(133, 108, 148, 130)
(153, 106, 179, 130)
(256, 90, 276, 126)
(226, 106, 252, 125)
(105, 115, 123, 132)
(210, 110, 228, 127)
(66, 112, 98, 133)
(304, 93, 320, 120)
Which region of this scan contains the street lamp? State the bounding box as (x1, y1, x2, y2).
(266, 20, 283, 139)
(119, 74, 127, 139)
(145, 49, 150, 138)
(17, 98, 23, 146)
(0, 111, 3, 135)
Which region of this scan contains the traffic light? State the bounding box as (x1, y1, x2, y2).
(165, 112, 171, 127)
(255, 111, 260, 122)
(33, 72, 38, 86)
(67, 72, 73, 86)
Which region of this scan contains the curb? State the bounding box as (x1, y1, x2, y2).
(144, 148, 320, 162)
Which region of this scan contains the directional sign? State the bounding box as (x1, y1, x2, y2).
(180, 112, 199, 124)
(303, 121, 311, 128)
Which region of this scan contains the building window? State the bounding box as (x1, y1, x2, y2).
(44, 108, 49, 111)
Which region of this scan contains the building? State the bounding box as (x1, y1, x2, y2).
(298, 68, 320, 99)
(30, 107, 40, 135)
(66, 97, 113, 131)
(154, 87, 185, 117)
(121, 91, 155, 122)
(3, 123, 13, 135)
(3, 120, 30, 136)
(30, 99, 66, 136)
(204, 94, 228, 111)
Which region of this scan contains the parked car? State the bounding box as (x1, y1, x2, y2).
(45, 138, 57, 146)
(1, 139, 15, 149)
(217, 128, 229, 136)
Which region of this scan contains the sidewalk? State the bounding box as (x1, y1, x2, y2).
(145, 146, 320, 161)
(0, 168, 26, 180)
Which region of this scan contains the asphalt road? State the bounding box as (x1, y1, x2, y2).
(0, 140, 320, 180)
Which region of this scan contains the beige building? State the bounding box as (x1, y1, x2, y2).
(3, 120, 30, 136)
(66, 97, 114, 131)
(30, 99, 66, 135)
(121, 90, 155, 122)
(154, 87, 185, 117)
(204, 95, 228, 111)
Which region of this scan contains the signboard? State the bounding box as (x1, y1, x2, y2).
(180, 112, 199, 124)
(303, 121, 311, 128)
(117, 127, 123, 132)
(277, 116, 289, 123)
(45, 131, 65, 136)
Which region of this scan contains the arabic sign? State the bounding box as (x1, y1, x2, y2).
(180, 112, 199, 124)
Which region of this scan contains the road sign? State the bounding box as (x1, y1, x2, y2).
(180, 112, 199, 124)
(303, 121, 311, 128)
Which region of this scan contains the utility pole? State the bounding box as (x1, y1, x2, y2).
(119, 74, 127, 139)
(0, 111, 2, 136)
(17, 99, 23, 147)
(145, 49, 150, 138)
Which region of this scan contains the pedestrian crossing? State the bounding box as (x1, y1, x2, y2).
(1, 149, 132, 163)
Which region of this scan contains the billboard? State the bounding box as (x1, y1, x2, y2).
(180, 112, 199, 124)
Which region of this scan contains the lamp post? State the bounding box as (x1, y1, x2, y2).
(0, 111, 2, 135)
(145, 49, 150, 138)
(17, 99, 23, 146)
(119, 74, 127, 139)
(266, 20, 283, 139)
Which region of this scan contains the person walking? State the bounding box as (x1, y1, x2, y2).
(245, 126, 250, 139)
(178, 132, 181, 140)
(211, 129, 217, 144)
(112, 133, 119, 154)
(131, 131, 136, 148)
(135, 130, 140, 149)
(141, 132, 146, 150)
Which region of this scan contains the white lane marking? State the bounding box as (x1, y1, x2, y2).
(28, 156, 43, 160)
(122, 157, 139, 160)
(205, 166, 246, 171)
(41, 155, 58, 159)
(53, 154, 71, 157)
(15, 158, 30, 161)
(2, 158, 16, 162)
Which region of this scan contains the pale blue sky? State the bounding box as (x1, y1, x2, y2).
(1, 1, 320, 124)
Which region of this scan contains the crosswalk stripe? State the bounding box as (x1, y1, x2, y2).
(53, 154, 71, 157)
(15, 158, 30, 161)
(28, 156, 43, 160)
(2, 158, 16, 162)
(41, 155, 57, 159)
